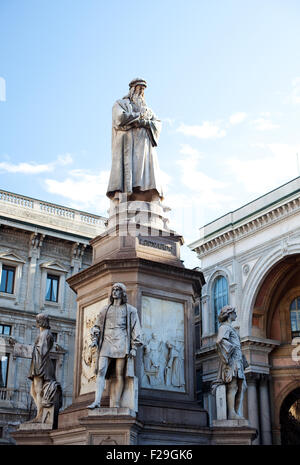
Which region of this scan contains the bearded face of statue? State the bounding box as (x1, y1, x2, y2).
(130, 85, 146, 110)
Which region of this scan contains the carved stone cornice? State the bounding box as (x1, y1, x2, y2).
(193, 194, 300, 258)
(67, 257, 205, 294)
(241, 336, 280, 352)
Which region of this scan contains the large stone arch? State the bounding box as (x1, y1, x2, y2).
(240, 242, 300, 338)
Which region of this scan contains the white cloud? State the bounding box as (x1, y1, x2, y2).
(175, 148, 232, 212)
(161, 117, 175, 126)
(284, 78, 300, 105)
(0, 153, 73, 174)
(229, 112, 247, 125)
(226, 143, 300, 195)
(45, 169, 110, 215)
(159, 168, 172, 194)
(177, 121, 226, 139)
(252, 118, 279, 131)
(179, 144, 204, 159)
(291, 78, 300, 104)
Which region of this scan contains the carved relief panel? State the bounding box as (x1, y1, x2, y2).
(80, 298, 108, 395)
(141, 296, 185, 392)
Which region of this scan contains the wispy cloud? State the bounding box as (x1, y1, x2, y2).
(161, 117, 175, 126)
(175, 147, 232, 210)
(229, 112, 247, 125)
(179, 144, 204, 159)
(226, 143, 300, 194)
(284, 78, 300, 105)
(177, 121, 226, 139)
(0, 154, 73, 174)
(251, 117, 279, 131)
(44, 169, 110, 215)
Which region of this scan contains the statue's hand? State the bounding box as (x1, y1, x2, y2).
(89, 340, 98, 349)
(138, 116, 150, 128)
(129, 348, 137, 358)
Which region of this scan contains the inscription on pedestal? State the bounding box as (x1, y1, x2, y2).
(138, 237, 175, 255)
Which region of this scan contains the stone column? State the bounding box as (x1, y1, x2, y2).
(25, 233, 44, 311)
(259, 374, 272, 445)
(246, 372, 260, 444)
(201, 291, 210, 336)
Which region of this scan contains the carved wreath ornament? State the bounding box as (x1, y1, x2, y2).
(82, 317, 97, 383)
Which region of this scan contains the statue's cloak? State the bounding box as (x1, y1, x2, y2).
(106, 98, 163, 199)
(215, 323, 247, 385)
(93, 303, 143, 379)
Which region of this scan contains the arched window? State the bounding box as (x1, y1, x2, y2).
(213, 276, 228, 332)
(290, 297, 300, 338)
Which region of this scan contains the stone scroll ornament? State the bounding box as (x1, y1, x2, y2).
(87, 283, 143, 410)
(211, 306, 249, 420)
(27, 313, 62, 426)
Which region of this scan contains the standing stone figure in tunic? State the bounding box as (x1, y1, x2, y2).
(28, 313, 62, 423)
(212, 306, 248, 420)
(106, 78, 163, 203)
(88, 283, 143, 409)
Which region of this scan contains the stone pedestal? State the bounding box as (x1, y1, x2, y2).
(211, 419, 257, 445)
(12, 198, 210, 445)
(215, 384, 227, 420)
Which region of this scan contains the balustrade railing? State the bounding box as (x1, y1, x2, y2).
(0, 189, 107, 230)
(0, 387, 15, 401)
(0, 191, 33, 208)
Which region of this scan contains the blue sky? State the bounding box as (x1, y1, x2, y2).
(1, 0, 300, 267)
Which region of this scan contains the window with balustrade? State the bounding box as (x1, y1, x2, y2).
(213, 276, 229, 332)
(290, 297, 300, 338)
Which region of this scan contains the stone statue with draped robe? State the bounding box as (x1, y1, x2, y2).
(106, 78, 163, 203)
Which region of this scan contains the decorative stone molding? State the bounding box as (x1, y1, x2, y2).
(29, 232, 45, 258)
(0, 188, 107, 239)
(193, 194, 300, 258)
(243, 264, 250, 275)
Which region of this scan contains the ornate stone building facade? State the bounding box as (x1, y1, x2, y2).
(189, 176, 300, 445)
(0, 190, 106, 443)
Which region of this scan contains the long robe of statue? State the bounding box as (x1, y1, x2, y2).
(106, 78, 163, 201)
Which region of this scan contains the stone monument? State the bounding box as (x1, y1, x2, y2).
(18, 313, 62, 431)
(210, 306, 256, 444)
(107, 78, 163, 204)
(12, 79, 255, 445)
(87, 282, 143, 413)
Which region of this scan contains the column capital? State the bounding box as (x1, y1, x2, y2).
(259, 373, 270, 385)
(246, 372, 260, 384)
(28, 232, 45, 259)
(71, 242, 86, 268)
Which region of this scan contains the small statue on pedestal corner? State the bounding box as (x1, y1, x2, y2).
(211, 305, 248, 420)
(88, 283, 143, 410)
(27, 313, 62, 426)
